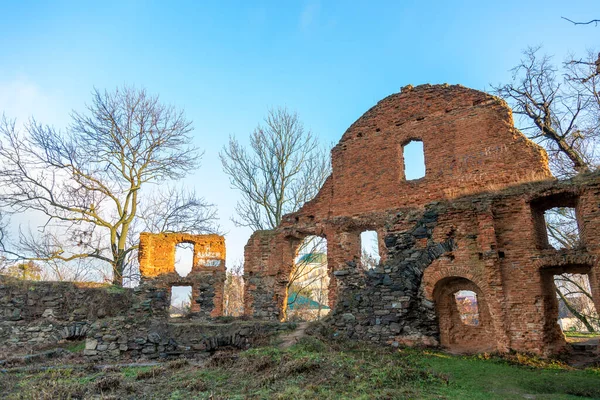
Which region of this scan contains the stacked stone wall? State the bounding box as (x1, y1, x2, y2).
(0, 233, 236, 360)
(0, 278, 167, 357)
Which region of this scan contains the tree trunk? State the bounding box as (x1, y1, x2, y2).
(112, 258, 124, 287)
(557, 288, 596, 332)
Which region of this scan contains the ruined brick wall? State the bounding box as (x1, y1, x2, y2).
(293, 84, 551, 221)
(139, 233, 226, 318)
(243, 84, 600, 356)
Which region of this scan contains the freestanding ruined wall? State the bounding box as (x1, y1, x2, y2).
(0, 233, 232, 360)
(243, 84, 600, 355)
(139, 233, 226, 318)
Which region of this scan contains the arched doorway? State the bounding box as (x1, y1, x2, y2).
(433, 276, 496, 353)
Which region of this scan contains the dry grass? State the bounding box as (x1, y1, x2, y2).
(1, 337, 599, 399)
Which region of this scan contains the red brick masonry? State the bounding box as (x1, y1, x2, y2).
(243, 84, 600, 355)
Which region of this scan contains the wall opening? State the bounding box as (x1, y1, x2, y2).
(361, 230, 380, 269)
(403, 140, 426, 180)
(433, 277, 496, 352)
(531, 193, 580, 250)
(175, 243, 194, 277)
(543, 207, 580, 250)
(454, 290, 479, 326)
(170, 285, 192, 318)
(555, 273, 599, 334)
(540, 264, 600, 354)
(286, 235, 329, 321)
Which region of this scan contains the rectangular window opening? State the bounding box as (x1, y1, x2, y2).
(403, 140, 426, 180)
(170, 285, 192, 318)
(360, 230, 380, 270)
(454, 290, 480, 326)
(544, 207, 580, 250)
(175, 243, 194, 277)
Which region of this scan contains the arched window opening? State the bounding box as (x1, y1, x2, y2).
(286, 236, 329, 321)
(361, 230, 380, 269)
(434, 277, 495, 352)
(403, 140, 426, 180)
(175, 243, 194, 277)
(170, 286, 192, 318)
(454, 290, 479, 326)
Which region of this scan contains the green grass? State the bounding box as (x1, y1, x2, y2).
(104, 284, 127, 294)
(564, 331, 600, 339)
(1, 337, 599, 399)
(419, 350, 600, 399)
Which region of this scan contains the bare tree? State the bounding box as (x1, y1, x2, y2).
(220, 107, 330, 230)
(493, 47, 600, 177)
(220, 108, 330, 320)
(223, 261, 244, 317)
(495, 47, 600, 331)
(0, 86, 218, 286)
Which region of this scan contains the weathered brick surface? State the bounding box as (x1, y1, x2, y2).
(243, 84, 600, 355)
(139, 233, 226, 318)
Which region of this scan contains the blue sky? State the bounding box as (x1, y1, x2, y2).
(1, 0, 599, 270)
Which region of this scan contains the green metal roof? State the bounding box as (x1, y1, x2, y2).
(287, 292, 330, 310)
(297, 252, 327, 264)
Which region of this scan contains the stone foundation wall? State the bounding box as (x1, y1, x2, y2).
(0, 232, 295, 361)
(0, 279, 167, 358)
(0, 278, 134, 323)
(0, 276, 293, 361)
(84, 320, 295, 361)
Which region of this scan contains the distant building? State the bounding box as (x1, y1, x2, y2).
(288, 252, 330, 319)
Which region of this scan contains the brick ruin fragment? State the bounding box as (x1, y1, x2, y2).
(138, 232, 226, 318)
(243, 84, 600, 355)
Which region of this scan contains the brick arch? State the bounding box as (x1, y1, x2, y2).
(433, 276, 497, 352)
(422, 260, 488, 301)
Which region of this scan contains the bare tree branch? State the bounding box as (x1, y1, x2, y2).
(561, 17, 600, 26)
(493, 46, 600, 177)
